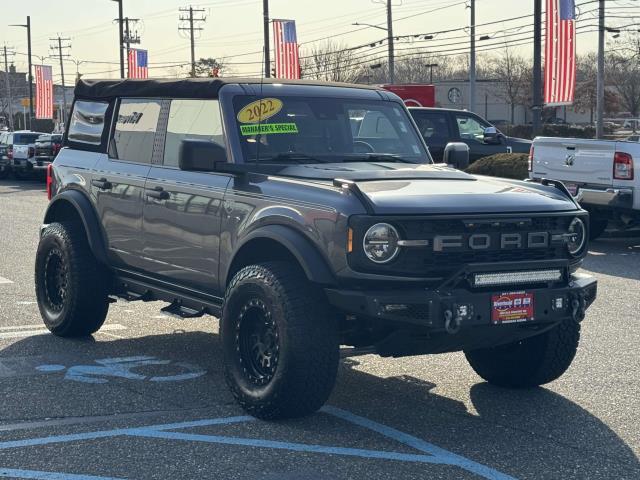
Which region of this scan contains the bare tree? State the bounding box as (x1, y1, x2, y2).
(489, 45, 529, 123)
(194, 57, 230, 78)
(607, 34, 640, 116)
(301, 41, 360, 83)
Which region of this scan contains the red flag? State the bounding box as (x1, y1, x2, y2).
(273, 19, 300, 79)
(545, 0, 576, 106)
(35, 65, 53, 119)
(128, 49, 149, 79)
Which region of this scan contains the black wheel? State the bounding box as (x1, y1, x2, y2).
(35, 222, 110, 337)
(0, 167, 9, 179)
(589, 217, 608, 241)
(221, 261, 339, 420)
(464, 319, 580, 388)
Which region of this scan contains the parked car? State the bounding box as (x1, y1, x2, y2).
(36, 78, 596, 420)
(408, 107, 531, 162)
(33, 134, 63, 172)
(0, 131, 10, 179)
(8, 130, 47, 179)
(530, 137, 639, 239)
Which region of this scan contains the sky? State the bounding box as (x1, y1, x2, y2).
(2, 0, 638, 84)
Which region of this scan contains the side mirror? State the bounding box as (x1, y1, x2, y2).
(483, 126, 503, 145)
(444, 142, 470, 170)
(179, 139, 227, 172)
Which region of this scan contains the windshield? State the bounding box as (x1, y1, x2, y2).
(232, 95, 431, 164)
(14, 133, 42, 145)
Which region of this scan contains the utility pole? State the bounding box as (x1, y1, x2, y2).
(3, 46, 15, 130)
(8, 16, 32, 129)
(386, 0, 395, 84)
(50, 36, 71, 126)
(122, 17, 141, 77)
(179, 6, 206, 78)
(596, 0, 605, 139)
(263, 0, 270, 77)
(532, 0, 543, 136)
(112, 0, 125, 78)
(469, 0, 476, 113)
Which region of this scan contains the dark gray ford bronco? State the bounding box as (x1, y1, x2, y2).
(36, 78, 597, 419)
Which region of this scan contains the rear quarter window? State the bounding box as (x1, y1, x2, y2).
(68, 100, 109, 145)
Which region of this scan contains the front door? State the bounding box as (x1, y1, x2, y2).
(142, 98, 230, 293)
(453, 112, 509, 162)
(94, 98, 162, 270)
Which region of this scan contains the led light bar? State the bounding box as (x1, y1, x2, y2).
(473, 269, 563, 287)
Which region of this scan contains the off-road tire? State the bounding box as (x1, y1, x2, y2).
(13, 169, 32, 181)
(0, 167, 9, 179)
(35, 222, 110, 337)
(464, 319, 580, 388)
(589, 217, 608, 241)
(221, 261, 339, 420)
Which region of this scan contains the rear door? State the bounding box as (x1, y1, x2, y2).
(532, 138, 615, 186)
(94, 98, 161, 270)
(409, 109, 453, 162)
(142, 98, 230, 292)
(12, 133, 41, 160)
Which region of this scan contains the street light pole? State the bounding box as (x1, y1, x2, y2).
(596, 0, 605, 139)
(8, 16, 33, 129)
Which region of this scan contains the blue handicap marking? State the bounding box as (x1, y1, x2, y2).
(0, 407, 518, 480)
(35, 356, 206, 384)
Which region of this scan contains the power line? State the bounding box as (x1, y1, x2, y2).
(178, 6, 207, 77)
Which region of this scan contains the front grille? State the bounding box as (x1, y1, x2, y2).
(349, 214, 575, 278)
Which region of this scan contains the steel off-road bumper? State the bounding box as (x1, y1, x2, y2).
(325, 273, 597, 357)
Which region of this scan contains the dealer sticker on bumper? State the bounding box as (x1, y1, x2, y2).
(491, 292, 534, 324)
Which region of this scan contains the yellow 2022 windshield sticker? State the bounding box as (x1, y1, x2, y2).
(237, 98, 283, 123)
(240, 123, 298, 136)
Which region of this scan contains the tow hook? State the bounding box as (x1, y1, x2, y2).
(444, 309, 462, 335)
(571, 293, 586, 323)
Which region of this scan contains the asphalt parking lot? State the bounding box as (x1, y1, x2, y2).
(0, 179, 638, 480)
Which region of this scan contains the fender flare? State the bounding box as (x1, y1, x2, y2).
(43, 189, 109, 265)
(224, 224, 336, 287)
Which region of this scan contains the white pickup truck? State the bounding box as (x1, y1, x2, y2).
(530, 137, 638, 239)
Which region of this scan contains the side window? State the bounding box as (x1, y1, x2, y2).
(163, 99, 224, 168)
(111, 98, 162, 164)
(68, 100, 109, 145)
(455, 114, 488, 143)
(413, 112, 451, 140)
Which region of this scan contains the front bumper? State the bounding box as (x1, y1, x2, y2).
(326, 273, 597, 356)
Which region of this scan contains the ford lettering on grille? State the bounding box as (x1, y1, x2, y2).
(432, 232, 551, 252)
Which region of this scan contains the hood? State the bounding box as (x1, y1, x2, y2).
(277, 163, 577, 215)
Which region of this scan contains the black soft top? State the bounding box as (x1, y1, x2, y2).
(74, 77, 379, 100)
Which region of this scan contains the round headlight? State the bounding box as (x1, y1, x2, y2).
(363, 223, 400, 264)
(567, 217, 586, 255)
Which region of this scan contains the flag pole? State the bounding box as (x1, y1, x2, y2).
(532, 0, 543, 136)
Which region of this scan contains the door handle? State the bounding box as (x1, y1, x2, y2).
(146, 186, 170, 200)
(91, 178, 112, 190)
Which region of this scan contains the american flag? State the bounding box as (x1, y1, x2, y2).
(273, 19, 300, 79)
(545, 0, 576, 106)
(128, 48, 149, 79)
(35, 65, 53, 119)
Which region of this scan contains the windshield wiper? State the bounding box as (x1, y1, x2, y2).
(259, 153, 327, 164)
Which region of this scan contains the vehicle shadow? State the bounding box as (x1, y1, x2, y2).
(584, 236, 640, 281)
(1, 330, 637, 479)
(0, 178, 46, 194)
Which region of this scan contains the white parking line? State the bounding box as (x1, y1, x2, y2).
(0, 276, 13, 285)
(0, 324, 126, 340)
